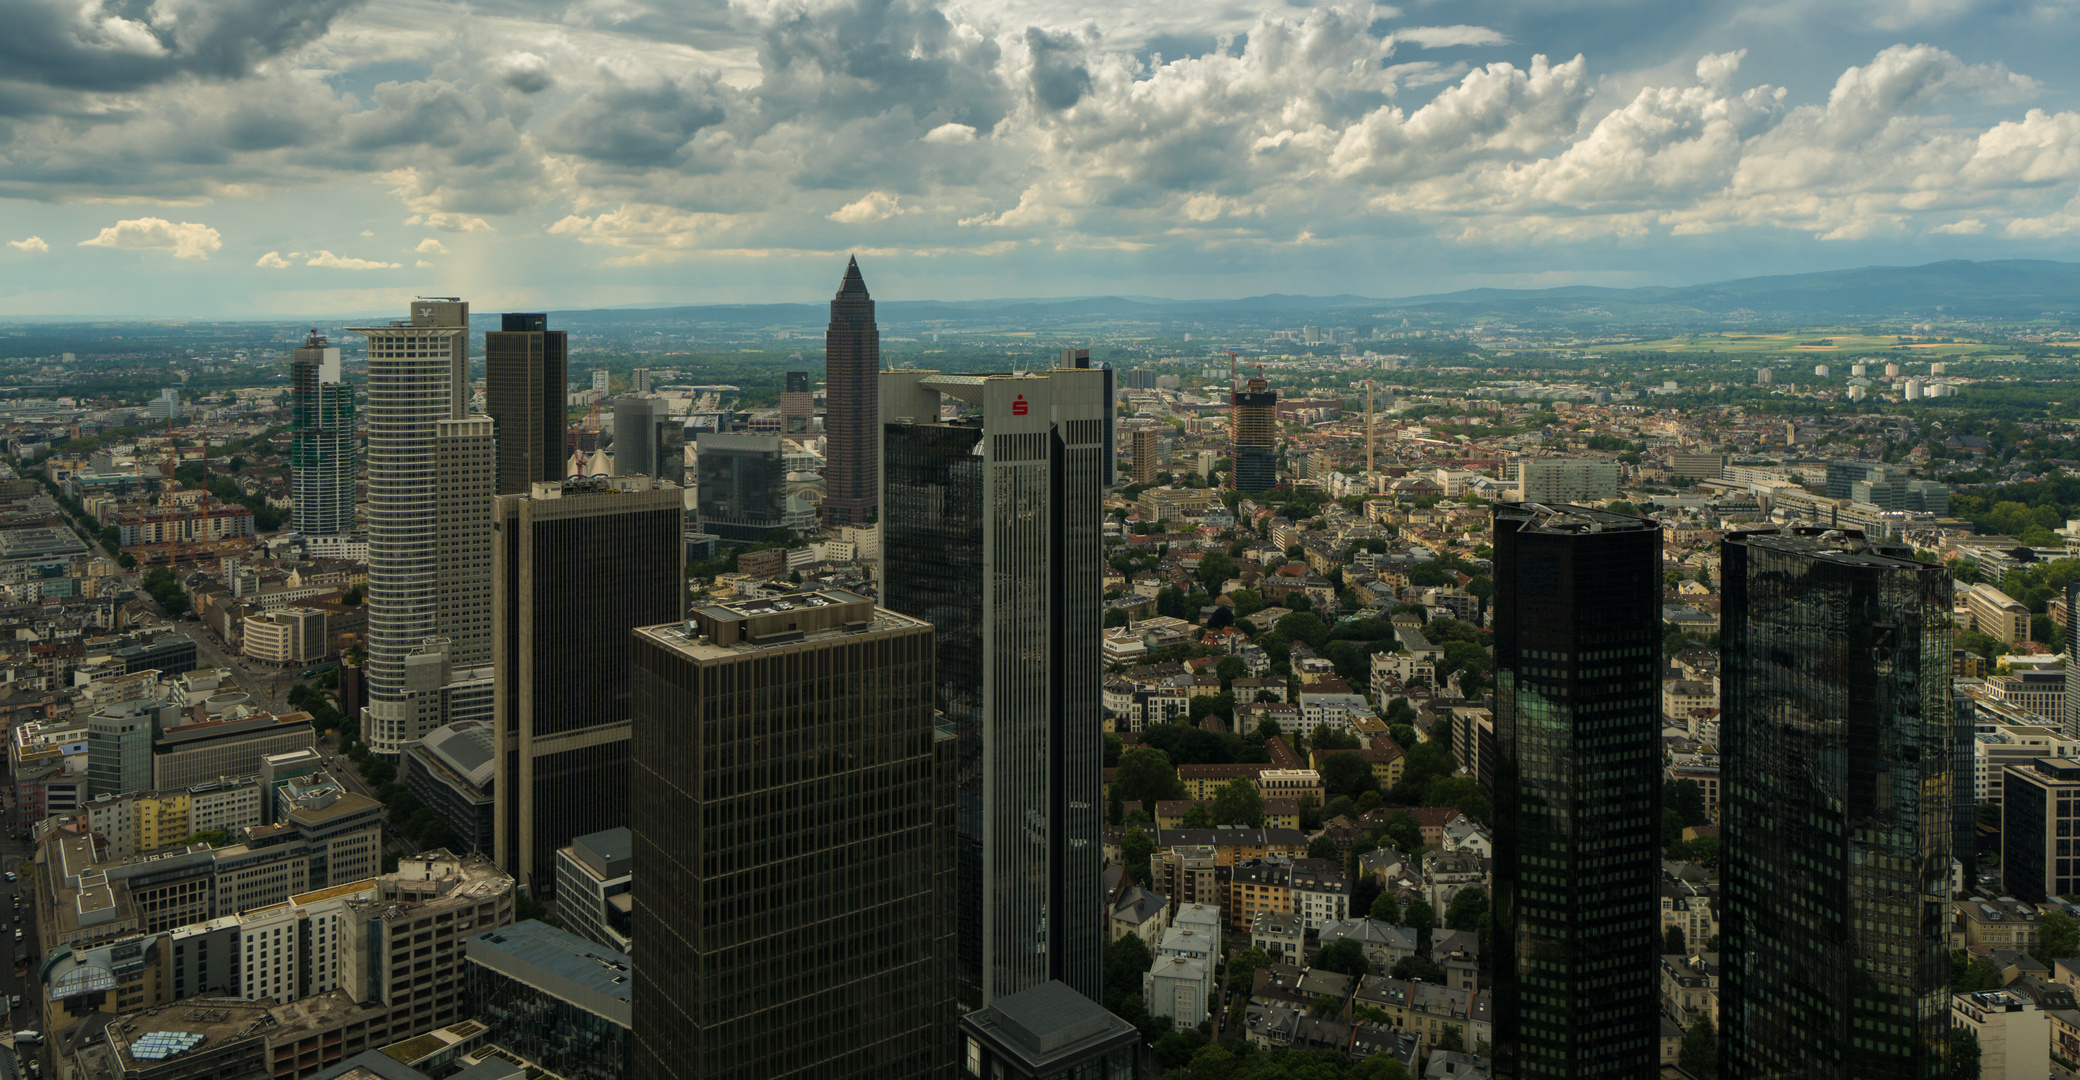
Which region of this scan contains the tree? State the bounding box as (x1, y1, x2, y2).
(1104, 933, 1154, 1013)
(1426, 777, 1491, 827)
(1181, 803, 1215, 828)
(2034, 911, 2080, 967)
(1109, 786, 1125, 827)
(1198, 552, 1239, 595)
(1445, 887, 1489, 933)
(1313, 938, 1371, 978)
(1113, 748, 1186, 814)
(1948, 1025, 1981, 1080)
(1121, 828, 1156, 885)
(1380, 811, 1423, 856)
(1320, 751, 1378, 800)
(1187, 1045, 1237, 1080)
(1308, 836, 1340, 861)
(1152, 1028, 1206, 1070)
(1664, 925, 1687, 956)
(1351, 1055, 1413, 1080)
(1370, 892, 1400, 925)
(1297, 792, 1322, 831)
(1391, 954, 1443, 982)
(1404, 898, 1436, 949)
(1668, 778, 1709, 827)
(1678, 1017, 1718, 1079)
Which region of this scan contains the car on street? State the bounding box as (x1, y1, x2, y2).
(3, 873, 14, 883)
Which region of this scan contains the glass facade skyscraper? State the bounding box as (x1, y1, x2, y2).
(493, 475, 685, 901)
(628, 592, 954, 1080)
(288, 331, 355, 537)
(485, 312, 569, 497)
(1230, 373, 1277, 493)
(880, 366, 1107, 1009)
(1720, 528, 1953, 1080)
(1490, 504, 1663, 1080)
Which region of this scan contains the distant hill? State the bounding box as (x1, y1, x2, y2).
(517, 258, 2080, 330)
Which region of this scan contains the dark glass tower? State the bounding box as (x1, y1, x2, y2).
(628, 592, 954, 1080)
(881, 366, 1107, 1009)
(613, 395, 685, 486)
(694, 432, 787, 543)
(492, 475, 684, 901)
(821, 257, 879, 527)
(288, 331, 356, 536)
(485, 312, 569, 496)
(1719, 528, 1953, 1080)
(1491, 503, 1662, 1080)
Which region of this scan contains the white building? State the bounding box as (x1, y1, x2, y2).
(350, 299, 473, 756)
(1952, 988, 2047, 1080)
(1514, 458, 1621, 504)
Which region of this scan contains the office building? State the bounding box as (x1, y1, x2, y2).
(554, 826, 632, 953)
(628, 591, 953, 1079)
(466, 919, 632, 1080)
(1825, 460, 1890, 500)
(1514, 458, 1622, 503)
(694, 432, 793, 542)
(88, 698, 168, 798)
(152, 711, 317, 791)
(400, 719, 495, 855)
(1490, 504, 1663, 1080)
(1966, 583, 2031, 645)
(493, 475, 683, 901)
(613, 395, 685, 485)
(957, 981, 1140, 1080)
(822, 256, 880, 526)
(1720, 527, 1953, 1079)
(435, 416, 495, 669)
(351, 298, 471, 756)
(780, 369, 814, 434)
(339, 852, 517, 1037)
(485, 312, 569, 496)
(289, 331, 357, 537)
(1131, 426, 1160, 484)
(881, 363, 1107, 1008)
(2003, 757, 2080, 902)
(2068, 582, 2080, 739)
(1668, 453, 1726, 481)
(1231, 372, 1277, 493)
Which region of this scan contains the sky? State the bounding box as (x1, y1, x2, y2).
(4, 0, 2080, 317)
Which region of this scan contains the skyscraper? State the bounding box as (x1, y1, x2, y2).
(612, 395, 685, 486)
(821, 256, 879, 527)
(2065, 581, 2080, 739)
(493, 475, 684, 901)
(693, 432, 790, 543)
(485, 312, 568, 496)
(1490, 504, 1662, 1080)
(1130, 425, 1160, 484)
(351, 298, 472, 756)
(780, 370, 814, 434)
(880, 362, 1107, 1008)
(1231, 372, 1277, 492)
(435, 417, 495, 669)
(1719, 527, 1953, 1080)
(628, 592, 953, 1080)
(288, 331, 355, 537)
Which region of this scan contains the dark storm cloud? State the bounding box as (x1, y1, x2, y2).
(0, 0, 363, 92)
(540, 72, 730, 166)
(1023, 26, 1090, 110)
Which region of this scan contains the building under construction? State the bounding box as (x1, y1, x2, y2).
(1231, 372, 1277, 493)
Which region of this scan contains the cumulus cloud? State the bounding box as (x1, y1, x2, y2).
(255, 250, 292, 267)
(498, 52, 555, 94)
(4, 0, 2080, 273)
(304, 250, 402, 269)
(7, 237, 49, 253)
(78, 218, 222, 259)
(1396, 26, 1509, 49)
(828, 191, 912, 223)
(924, 122, 977, 143)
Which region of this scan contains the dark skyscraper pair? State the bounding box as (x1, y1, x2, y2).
(485, 313, 569, 496)
(821, 257, 879, 527)
(1491, 514, 1955, 1080)
(881, 364, 1108, 1009)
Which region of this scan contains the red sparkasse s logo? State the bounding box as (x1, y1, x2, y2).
(1012, 394, 1028, 416)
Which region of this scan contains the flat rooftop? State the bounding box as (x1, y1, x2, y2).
(471, 920, 632, 1005)
(1727, 526, 1938, 569)
(1495, 503, 1658, 534)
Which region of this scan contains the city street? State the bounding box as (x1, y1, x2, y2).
(168, 621, 293, 715)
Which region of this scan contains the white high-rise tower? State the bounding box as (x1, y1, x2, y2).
(350, 298, 474, 755)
